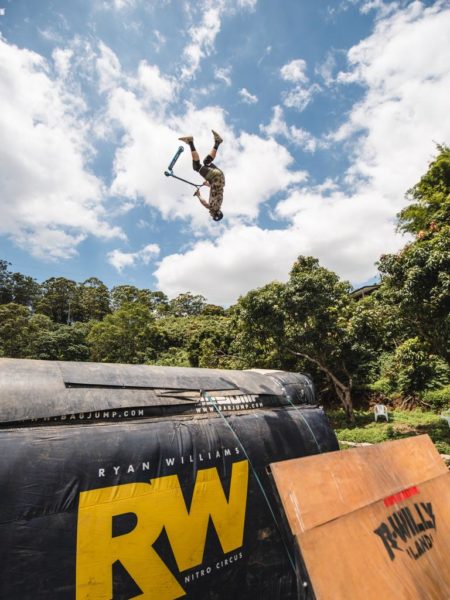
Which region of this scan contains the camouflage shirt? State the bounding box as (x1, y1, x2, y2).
(206, 169, 225, 215)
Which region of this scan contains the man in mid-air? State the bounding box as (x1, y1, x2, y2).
(178, 130, 225, 222)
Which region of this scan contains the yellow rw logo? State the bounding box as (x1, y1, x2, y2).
(76, 460, 249, 599)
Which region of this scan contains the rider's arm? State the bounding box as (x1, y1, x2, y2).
(195, 188, 210, 209)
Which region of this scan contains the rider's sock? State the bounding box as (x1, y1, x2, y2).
(189, 141, 196, 151)
(213, 140, 221, 150)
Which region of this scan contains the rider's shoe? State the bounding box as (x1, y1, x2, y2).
(211, 130, 223, 144)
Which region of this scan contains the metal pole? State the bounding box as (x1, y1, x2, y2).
(164, 172, 203, 189)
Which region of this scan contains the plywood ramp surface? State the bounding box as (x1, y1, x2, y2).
(271, 435, 450, 600)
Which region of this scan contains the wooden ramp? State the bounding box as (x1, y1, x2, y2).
(270, 435, 450, 600)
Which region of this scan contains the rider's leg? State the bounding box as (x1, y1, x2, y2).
(179, 136, 202, 171)
(203, 148, 216, 165)
(203, 130, 222, 166)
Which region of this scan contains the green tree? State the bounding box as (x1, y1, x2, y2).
(146, 290, 169, 317)
(0, 303, 31, 357)
(168, 292, 206, 317)
(183, 316, 234, 368)
(148, 291, 170, 317)
(36, 277, 80, 324)
(0, 260, 9, 304)
(26, 317, 91, 361)
(375, 145, 450, 396)
(378, 229, 450, 360)
(398, 145, 450, 236)
(232, 258, 387, 421)
(111, 285, 169, 316)
(151, 315, 234, 368)
(9, 272, 41, 309)
(151, 347, 191, 367)
(0, 260, 41, 308)
(202, 303, 226, 316)
(87, 302, 157, 363)
(111, 285, 144, 310)
(230, 282, 288, 370)
(285, 257, 367, 421)
(77, 277, 111, 322)
(380, 337, 450, 397)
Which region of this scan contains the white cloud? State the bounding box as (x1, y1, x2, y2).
(52, 47, 74, 79)
(275, 186, 401, 274)
(278, 1, 450, 279)
(154, 184, 400, 305)
(154, 225, 302, 305)
(334, 1, 450, 198)
(136, 61, 176, 103)
(179, 0, 257, 80)
(326, 0, 396, 20)
(107, 0, 136, 10)
(280, 58, 308, 83)
(137, 219, 151, 229)
(215, 66, 232, 86)
(260, 105, 289, 138)
(261, 106, 318, 152)
(326, 0, 360, 19)
(181, 6, 222, 80)
(116, 0, 134, 8)
(95, 41, 176, 104)
(0, 38, 123, 260)
(153, 30, 166, 53)
(0, 8, 5, 16)
(257, 45, 272, 66)
(280, 58, 320, 111)
(360, 0, 400, 18)
(108, 243, 160, 272)
(315, 51, 338, 86)
(282, 83, 321, 112)
(238, 87, 258, 104)
(221, 132, 307, 218)
(237, 0, 257, 9)
(38, 27, 64, 43)
(96, 41, 122, 93)
(289, 127, 319, 152)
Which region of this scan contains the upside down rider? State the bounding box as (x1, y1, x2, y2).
(178, 130, 225, 222)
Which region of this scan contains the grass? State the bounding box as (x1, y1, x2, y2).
(327, 408, 450, 456)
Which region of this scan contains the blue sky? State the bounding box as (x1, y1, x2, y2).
(0, 0, 449, 304)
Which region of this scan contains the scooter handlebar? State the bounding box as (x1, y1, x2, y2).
(167, 146, 184, 171)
